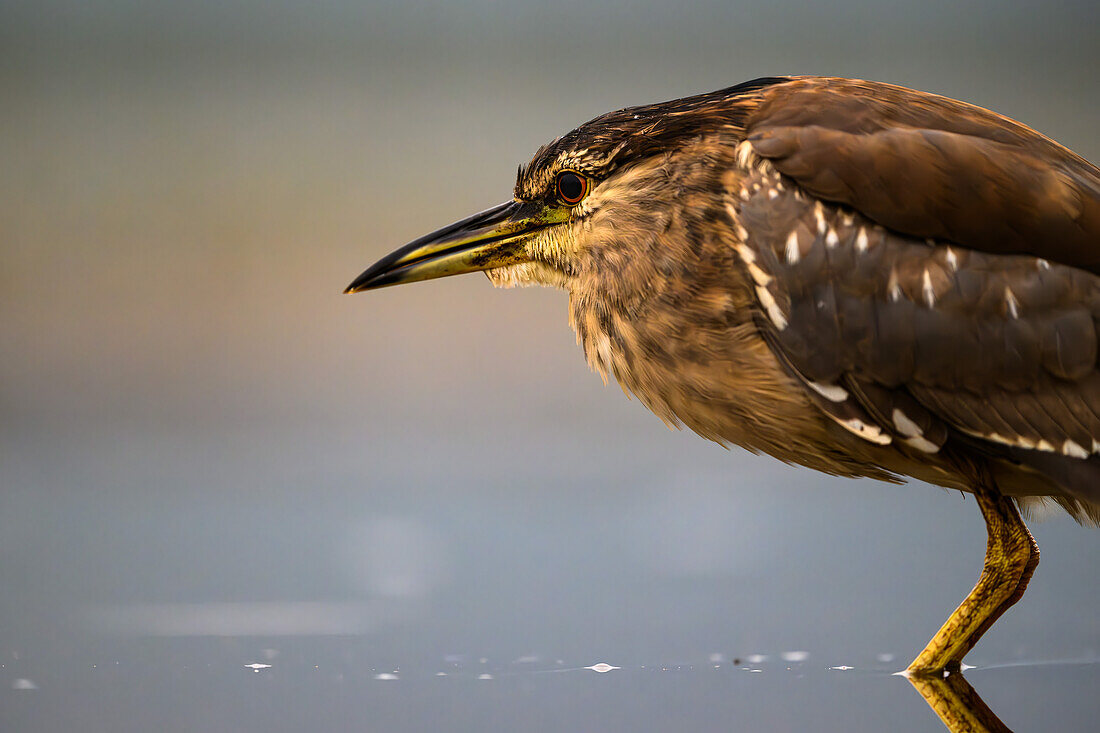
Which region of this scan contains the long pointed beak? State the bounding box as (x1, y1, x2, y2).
(344, 200, 561, 293)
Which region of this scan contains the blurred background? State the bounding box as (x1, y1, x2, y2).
(1, 1, 1098, 731)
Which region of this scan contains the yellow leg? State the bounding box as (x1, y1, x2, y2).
(908, 485, 1039, 675)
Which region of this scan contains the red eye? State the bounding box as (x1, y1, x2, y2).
(556, 171, 588, 205)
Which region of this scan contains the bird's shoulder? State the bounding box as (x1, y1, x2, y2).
(742, 76, 1100, 274)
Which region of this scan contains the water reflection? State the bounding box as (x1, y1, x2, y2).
(5, 636, 1096, 731)
(907, 671, 1011, 733)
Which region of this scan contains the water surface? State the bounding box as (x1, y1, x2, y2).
(2, 2, 1098, 730)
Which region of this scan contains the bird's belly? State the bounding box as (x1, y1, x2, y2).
(571, 296, 903, 481)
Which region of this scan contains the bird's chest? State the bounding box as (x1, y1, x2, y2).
(568, 279, 848, 468)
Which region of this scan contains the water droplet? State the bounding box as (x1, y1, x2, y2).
(585, 663, 620, 673)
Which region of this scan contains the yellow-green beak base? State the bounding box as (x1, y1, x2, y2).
(345, 200, 560, 293)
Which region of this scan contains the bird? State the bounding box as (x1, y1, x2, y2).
(345, 76, 1100, 676)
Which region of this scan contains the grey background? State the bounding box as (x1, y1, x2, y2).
(2, 1, 1098, 731)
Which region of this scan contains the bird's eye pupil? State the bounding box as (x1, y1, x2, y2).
(557, 172, 587, 204)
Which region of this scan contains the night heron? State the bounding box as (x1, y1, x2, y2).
(346, 76, 1100, 675)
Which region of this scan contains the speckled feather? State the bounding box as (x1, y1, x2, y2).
(507, 76, 1100, 523)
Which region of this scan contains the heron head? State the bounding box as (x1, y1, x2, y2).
(344, 79, 781, 296)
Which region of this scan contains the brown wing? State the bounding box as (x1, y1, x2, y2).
(729, 157, 1100, 521)
(745, 77, 1100, 275)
